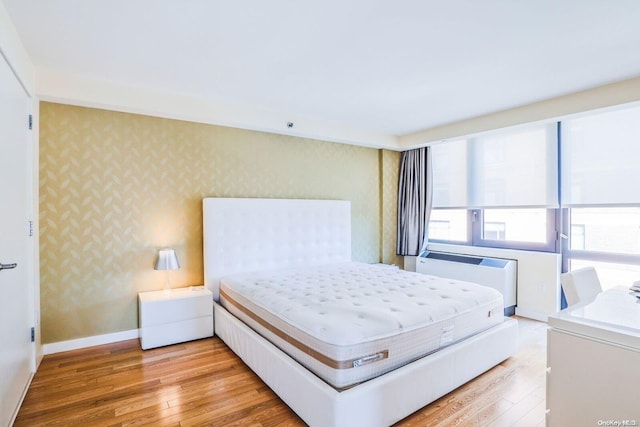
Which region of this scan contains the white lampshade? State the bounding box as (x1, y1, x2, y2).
(154, 248, 180, 271)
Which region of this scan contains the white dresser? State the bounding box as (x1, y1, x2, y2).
(138, 287, 214, 350)
(546, 289, 640, 426)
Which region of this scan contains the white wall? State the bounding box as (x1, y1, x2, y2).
(407, 243, 561, 322)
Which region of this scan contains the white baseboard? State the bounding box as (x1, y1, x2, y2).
(43, 329, 140, 355)
(515, 307, 549, 323)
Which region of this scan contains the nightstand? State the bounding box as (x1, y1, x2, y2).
(138, 287, 214, 350)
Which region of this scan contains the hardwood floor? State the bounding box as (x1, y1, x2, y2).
(15, 317, 547, 426)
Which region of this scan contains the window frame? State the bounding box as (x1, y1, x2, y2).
(472, 208, 559, 252)
(428, 207, 560, 253)
(562, 206, 640, 268)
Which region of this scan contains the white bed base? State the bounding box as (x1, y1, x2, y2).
(216, 301, 518, 426)
(203, 197, 519, 426)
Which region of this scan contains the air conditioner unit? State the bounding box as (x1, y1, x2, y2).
(416, 251, 517, 316)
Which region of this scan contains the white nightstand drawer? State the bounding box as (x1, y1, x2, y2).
(138, 287, 214, 349)
(139, 288, 212, 326)
(140, 316, 213, 350)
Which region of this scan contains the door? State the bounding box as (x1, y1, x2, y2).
(0, 52, 33, 426)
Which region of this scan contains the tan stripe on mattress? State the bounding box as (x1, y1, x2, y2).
(220, 288, 389, 370)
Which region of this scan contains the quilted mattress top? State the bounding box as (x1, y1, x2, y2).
(220, 262, 503, 346)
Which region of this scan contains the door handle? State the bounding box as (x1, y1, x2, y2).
(0, 262, 17, 271)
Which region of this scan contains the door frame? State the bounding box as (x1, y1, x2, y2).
(28, 97, 41, 370)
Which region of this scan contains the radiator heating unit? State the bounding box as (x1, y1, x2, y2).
(417, 251, 517, 316)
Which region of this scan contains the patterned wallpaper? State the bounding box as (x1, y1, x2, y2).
(39, 102, 400, 343)
(380, 150, 403, 268)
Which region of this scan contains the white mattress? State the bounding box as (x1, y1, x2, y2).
(219, 262, 504, 389)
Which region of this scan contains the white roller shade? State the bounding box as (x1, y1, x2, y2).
(432, 123, 558, 209)
(432, 139, 468, 208)
(562, 105, 640, 207)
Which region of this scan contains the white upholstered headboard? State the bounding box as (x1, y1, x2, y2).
(202, 198, 352, 300)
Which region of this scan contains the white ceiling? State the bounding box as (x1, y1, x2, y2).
(4, 0, 640, 147)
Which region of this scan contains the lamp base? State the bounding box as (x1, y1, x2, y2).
(164, 270, 172, 293)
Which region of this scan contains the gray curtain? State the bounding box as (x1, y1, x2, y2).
(397, 147, 433, 256)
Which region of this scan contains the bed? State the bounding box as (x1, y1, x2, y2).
(203, 197, 518, 426)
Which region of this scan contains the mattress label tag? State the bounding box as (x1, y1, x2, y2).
(440, 325, 455, 346)
(352, 352, 385, 368)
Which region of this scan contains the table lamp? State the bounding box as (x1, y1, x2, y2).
(154, 248, 180, 292)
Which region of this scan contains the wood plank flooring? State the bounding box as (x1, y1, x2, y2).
(15, 317, 547, 426)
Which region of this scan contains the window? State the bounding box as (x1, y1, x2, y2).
(428, 123, 559, 251)
(566, 207, 640, 289)
(428, 220, 450, 240)
(570, 259, 640, 291)
(431, 124, 558, 209)
(471, 125, 558, 208)
(422, 103, 640, 280)
(432, 139, 468, 209)
(482, 209, 548, 243)
(562, 105, 640, 207)
(570, 224, 585, 250)
(562, 104, 640, 287)
(428, 209, 468, 242)
(483, 221, 505, 240)
(429, 207, 557, 250)
(569, 208, 640, 255)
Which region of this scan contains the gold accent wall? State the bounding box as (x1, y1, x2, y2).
(39, 102, 401, 343)
(380, 150, 403, 268)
